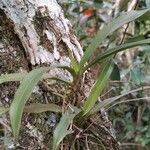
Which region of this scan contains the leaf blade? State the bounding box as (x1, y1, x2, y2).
(24, 103, 62, 113)
(52, 107, 80, 150)
(79, 9, 150, 69)
(52, 114, 73, 150)
(89, 86, 150, 116)
(88, 38, 150, 68)
(9, 67, 49, 138)
(0, 73, 26, 84)
(82, 59, 114, 116)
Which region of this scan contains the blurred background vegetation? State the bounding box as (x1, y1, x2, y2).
(59, 0, 150, 149)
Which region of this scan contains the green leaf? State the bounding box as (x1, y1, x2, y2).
(89, 86, 150, 116)
(24, 103, 62, 113)
(46, 77, 72, 85)
(0, 103, 61, 116)
(9, 67, 49, 138)
(0, 106, 9, 116)
(0, 65, 76, 84)
(52, 106, 80, 150)
(69, 52, 80, 74)
(82, 59, 114, 116)
(138, 11, 150, 21)
(0, 73, 26, 84)
(0, 72, 72, 85)
(52, 114, 72, 150)
(87, 38, 150, 68)
(79, 9, 150, 69)
(126, 35, 145, 43)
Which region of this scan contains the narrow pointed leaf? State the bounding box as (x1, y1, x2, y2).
(0, 73, 26, 84)
(52, 114, 73, 150)
(0, 103, 61, 116)
(89, 86, 150, 115)
(0, 72, 72, 85)
(82, 59, 114, 116)
(52, 107, 80, 150)
(87, 38, 150, 68)
(69, 53, 80, 74)
(9, 67, 49, 138)
(0, 65, 76, 84)
(24, 103, 62, 113)
(47, 77, 72, 84)
(79, 9, 150, 69)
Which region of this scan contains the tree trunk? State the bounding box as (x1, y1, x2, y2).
(0, 0, 121, 149)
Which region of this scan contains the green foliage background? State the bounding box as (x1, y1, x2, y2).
(60, 0, 150, 149)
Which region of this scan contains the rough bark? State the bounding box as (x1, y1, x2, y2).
(0, 0, 121, 149)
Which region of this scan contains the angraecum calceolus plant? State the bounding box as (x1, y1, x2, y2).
(0, 0, 150, 149)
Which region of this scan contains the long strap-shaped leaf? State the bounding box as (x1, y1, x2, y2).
(82, 59, 114, 116)
(0, 73, 27, 84)
(79, 9, 150, 69)
(52, 106, 80, 150)
(0, 103, 62, 116)
(52, 114, 74, 150)
(9, 67, 49, 138)
(87, 38, 150, 69)
(24, 103, 62, 113)
(0, 73, 72, 85)
(0, 65, 76, 84)
(89, 86, 150, 116)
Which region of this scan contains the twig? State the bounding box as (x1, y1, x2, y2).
(109, 80, 131, 83)
(119, 23, 130, 45)
(100, 88, 113, 98)
(106, 97, 150, 111)
(121, 142, 143, 146)
(85, 135, 90, 150)
(119, 0, 139, 45)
